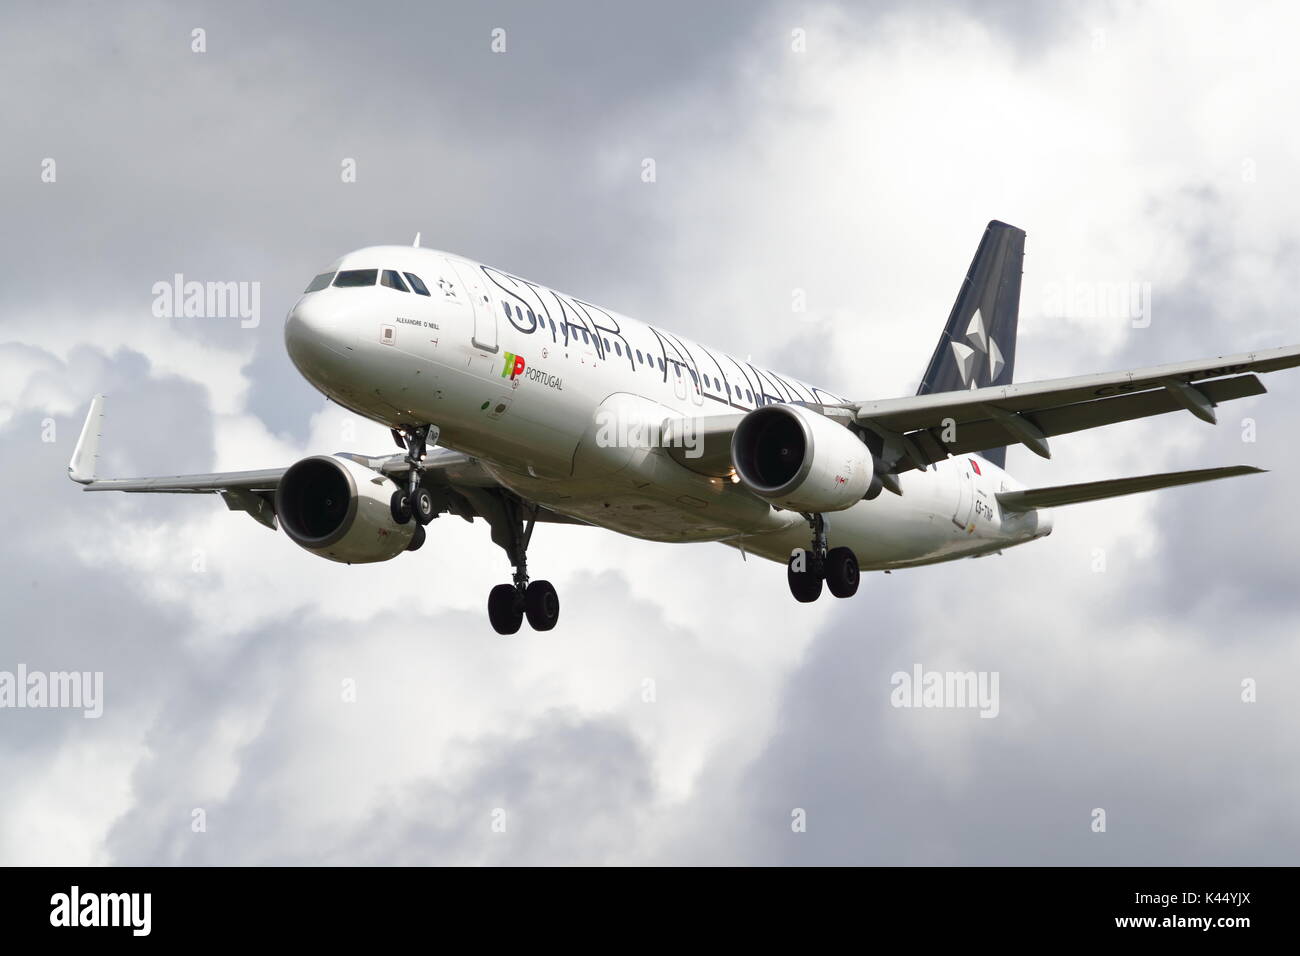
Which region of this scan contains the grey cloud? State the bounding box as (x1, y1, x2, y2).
(678, 566, 1300, 865)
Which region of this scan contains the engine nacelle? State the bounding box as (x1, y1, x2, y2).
(731, 404, 873, 512)
(274, 455, 414, 563)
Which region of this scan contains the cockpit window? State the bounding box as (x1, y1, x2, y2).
(333, 269, 378, 287)
(381, 269, 409, 292)
(304, 272, 334, 293)
(403, 272, 431, 296)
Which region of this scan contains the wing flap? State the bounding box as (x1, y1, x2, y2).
(996, 465, 1264, 512)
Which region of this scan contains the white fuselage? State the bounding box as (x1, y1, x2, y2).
(283, 245, 1051, 569)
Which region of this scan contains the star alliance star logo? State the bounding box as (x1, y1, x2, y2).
(949, 307, 1004, 388)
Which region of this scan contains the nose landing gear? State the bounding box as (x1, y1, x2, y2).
(389, 424, 440, 527)
(787, 513, 860, 602)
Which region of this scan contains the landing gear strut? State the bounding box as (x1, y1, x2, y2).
(389, 424, 440, 526)
(787, 512, 859, 602)
(481, 495, 559, 635)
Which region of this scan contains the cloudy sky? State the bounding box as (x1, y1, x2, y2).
(3, 0, 1299, 865)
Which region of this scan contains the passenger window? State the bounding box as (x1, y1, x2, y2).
(403, 273, 431, 296)
(304, 272, 334, 293)
(658, 358, 665, 371)
(581, 329, 590, 345)
(636, 350, 643, 363)
(381, 270, 409, 292)
(602, 337, 611, 351)
(615, 342, 622, 357)
(333, 269, 378, 287)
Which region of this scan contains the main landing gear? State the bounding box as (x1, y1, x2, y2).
(389, 424, 440, 527)
(385, 423, 559, 635)
(787, 513, 860, 603)
(485, 496, 559, 635)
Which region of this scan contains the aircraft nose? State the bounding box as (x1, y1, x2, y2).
(284, 296, 355, 382)
(286, 295, 345, 347)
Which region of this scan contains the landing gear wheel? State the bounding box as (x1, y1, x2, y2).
(524, 580, 560, 631)
(488, 584, 524, 635)
(393, 423, 440, 527)
(825, 546, 859, 598)
(406, 523, 426, 552)
(787, 550, 824, 603)
(390, 489, 412, 525)
(412, 487, 435, 525)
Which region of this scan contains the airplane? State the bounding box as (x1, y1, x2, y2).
(67, 221, 1300, 634)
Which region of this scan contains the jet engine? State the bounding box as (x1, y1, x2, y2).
(274, 455, 415, 563)
(730, 404, 873, 512)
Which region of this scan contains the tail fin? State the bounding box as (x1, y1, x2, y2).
(917, 220, 1026, 468)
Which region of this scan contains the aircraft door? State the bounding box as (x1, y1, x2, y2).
(685, 361, 704, 407)
(671, 362, 689, 402)
(447, 258, 497, 353)
(952, 460, 976, 530)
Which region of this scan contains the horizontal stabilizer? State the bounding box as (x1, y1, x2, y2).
(996, 465, 1264, 512)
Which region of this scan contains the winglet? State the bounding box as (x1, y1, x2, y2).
(413, 232, 421, 248)
(68, 394, 105, 484)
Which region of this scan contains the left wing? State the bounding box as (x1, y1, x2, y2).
(843, 344, 1300, 473)
(661, 345, 1300, 481)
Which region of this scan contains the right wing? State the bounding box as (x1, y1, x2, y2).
(66, 394, 581, 531)
(67, 394, 480, 495)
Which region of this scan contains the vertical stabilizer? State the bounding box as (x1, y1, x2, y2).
(917, 220, 1026, 467)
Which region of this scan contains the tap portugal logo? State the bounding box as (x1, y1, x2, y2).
(501, 352, 526, 380)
